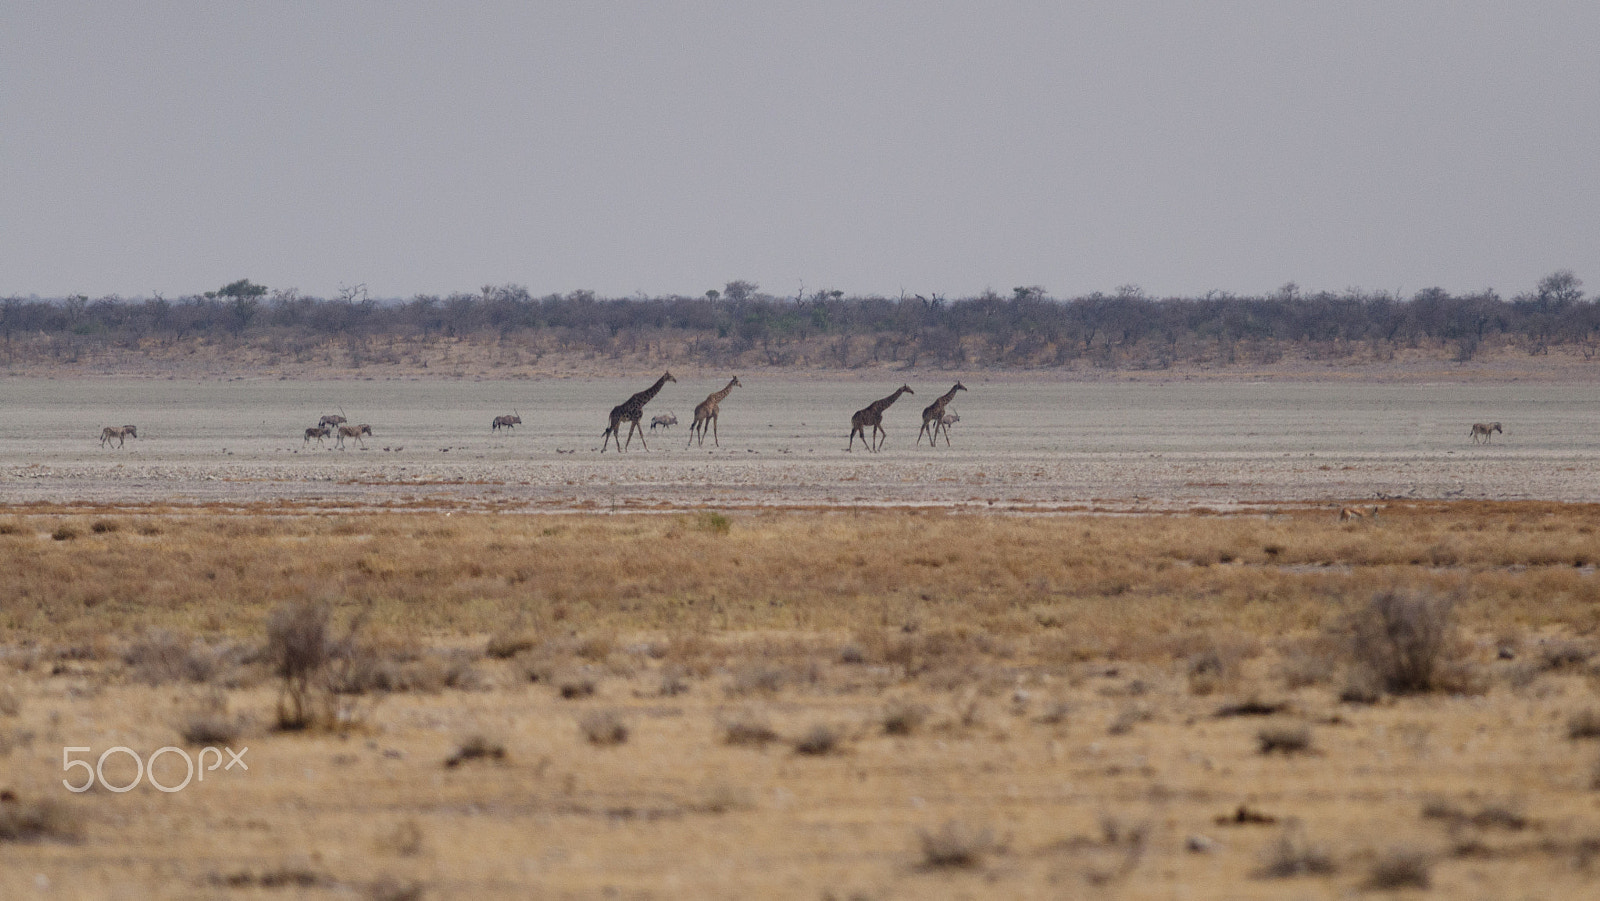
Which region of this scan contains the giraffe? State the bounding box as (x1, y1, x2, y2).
(917, 382, 967, 447)
(847, 384, 913, 453)
(602, 372, 676, 452)
(688, 376, 741, 448)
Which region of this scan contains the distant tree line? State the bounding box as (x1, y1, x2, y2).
(4, 271, 1595, 370)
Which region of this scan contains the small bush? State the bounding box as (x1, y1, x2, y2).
(51, 526, 79, 541)
(1254, 828, 1336, 878)
(1345, 590, 1467, 695)
(557, 675, 597, 699)
(1568, 709, 1600, 740)
(0, 685, 19, 718)
(90, 519, 119, 534)
(1364, 849, 1431, 889)
(579, 711, 629, 746)
(793, 724, 841, 756)
(445, 734, 506, 767)
(918, 820, 994, 869)
(1258, 723, 1313, 755)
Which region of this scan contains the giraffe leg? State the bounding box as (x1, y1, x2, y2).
(634, 421, 648, 451)
(942, 421, 952, 447)
(711, 414, 719, 447)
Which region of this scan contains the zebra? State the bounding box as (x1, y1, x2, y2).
(318, 413, 348, 430)
(335, 423, 372, 449)
(99, 425, 137, 448)
(650, 411, 678, 431)
(1469, 422, 1502, 444)
(304, 425, 331, 445)
(492, 412, 522, 431)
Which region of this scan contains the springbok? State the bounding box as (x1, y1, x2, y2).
(1339, 505, 1380, 522)
(650, 411, 678, 431)
(304, 425, 331, 445)
(1469, 422, 1502, 444)
(99, 425, 137, 448)
(492, 412, 522, 431)
(335, 423, 372, 449)
(318, 413, 348, 430)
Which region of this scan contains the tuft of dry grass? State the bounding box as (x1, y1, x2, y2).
(1253, 827, 1336, 878)
(579, 710, 629, 746)
(722, 712, 780, 747)
(0, 794, 79, 843)
(881, 699, 927, 736)
(445, 734, 506, 767)
(484, 630, 536, 659)
(1567, 710, 1600, 740)
(1364, 848, 1432, 889)
(1257, 723, 1314, 755)
(917, 820, 994, 869)
(793, 723, 842, 756)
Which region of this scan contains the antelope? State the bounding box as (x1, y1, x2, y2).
(650, 411, 678, 431)
(492, 411, 522, 431)
(936, 410, 960, 442)
(99, 425, 137, 448)
(1339, 505, 1380, 522)
(1469, 422, 1502, 444)
(318, 413, 348, 430)
(303, 425, 331, 445)
(335, 423, 372, 449)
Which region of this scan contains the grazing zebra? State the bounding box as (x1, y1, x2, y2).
(1469, 422, 1502, 444)
(99, 425, 137, 448)
(651, 411, 678, 431)
(492, 412, 522, 431)
(335, 423, 372, 449)
(318, 413, 347, 430)
(304, 425, 331, 445)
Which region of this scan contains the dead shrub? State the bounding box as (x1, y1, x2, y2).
(1344, 590, 1471, 695)
(793, 723, 842, 756)
(579, 710, 629, 746)
(0, 685, 18, 718)
(1254, 826, 1336, 878)
(378, 819, 425, 857)
(266, 601, 368, 730)
(918, 819, 994, 869)
(445, 734, 506, 767)
(1537, 639, 1593, 673)
(1364, 849, 1432, 889)
(180, 695, 245, 745)
(1257, 723, 1313, 755)
(90, 519, 119, 534)
(367, 876, 426, 901)
(726, 664, 789, 696)
(51, 525, 78, 541)
(0, 794, 80, 843)
(557, 673, 598, 699)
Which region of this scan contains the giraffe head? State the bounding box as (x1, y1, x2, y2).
(662, 371, 677, 384)
(900, 384, 914, 395)
(730, 376, 742, 388)
(953, 382, 967, 394)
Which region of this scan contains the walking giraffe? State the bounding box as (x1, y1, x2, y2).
(917, 382, 967, 447)
(602, 372, 676, 452)
(847, 384, 913, 453)
(688, 376, 741, 448)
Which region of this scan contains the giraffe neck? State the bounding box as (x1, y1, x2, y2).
(872, 387, 907, 413)
(634, 374, 671, 406)
(936, 386, 961, 407)
(710, 378, 738, 404)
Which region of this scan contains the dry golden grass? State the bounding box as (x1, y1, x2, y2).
(2, 503, 1599, 897)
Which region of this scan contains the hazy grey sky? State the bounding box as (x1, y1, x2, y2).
(4, 2, 1597, 300)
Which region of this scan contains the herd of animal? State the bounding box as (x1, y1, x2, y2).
(90, 376, 1511, 456)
